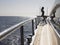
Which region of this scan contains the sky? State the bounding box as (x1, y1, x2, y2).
(0, 0, 55, 17)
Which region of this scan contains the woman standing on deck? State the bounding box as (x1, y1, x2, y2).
(41, 7, 45, 16)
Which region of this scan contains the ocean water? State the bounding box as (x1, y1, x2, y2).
(0, 16, 35, 45)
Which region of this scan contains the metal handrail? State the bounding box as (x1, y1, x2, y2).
(48, 20, 60, 38)
(0, 17, 36, 41)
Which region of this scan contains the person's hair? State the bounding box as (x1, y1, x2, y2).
(42, 7, 44, 9)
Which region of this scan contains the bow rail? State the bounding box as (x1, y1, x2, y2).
(0, 17, 38, 45)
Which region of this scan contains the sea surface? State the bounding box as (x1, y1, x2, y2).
(0, 16, 35, 45)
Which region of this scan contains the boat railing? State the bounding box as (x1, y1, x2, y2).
(0, 17, 39, 45)
(48, 20, 60, 38)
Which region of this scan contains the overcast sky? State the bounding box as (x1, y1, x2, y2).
(0, 0, 55, 17)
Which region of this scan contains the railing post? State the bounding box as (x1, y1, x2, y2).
(20, 26, 24, 45)
(32, 20, 34, 35)
(27, 38, 31, 45)
(35, 18, 37, 29)
(37, 16, 40, 25)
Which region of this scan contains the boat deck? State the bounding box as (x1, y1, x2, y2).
(30, 23, 59, 45)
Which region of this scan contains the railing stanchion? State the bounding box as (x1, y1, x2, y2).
(35, 18, 37, 29)
(32, 20, 34, 35)
(27, 38, 31, 45)
(20, 26, 24, 45)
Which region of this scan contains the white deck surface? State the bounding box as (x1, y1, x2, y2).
(40, 24, 58, 45)
(30, 24, 58, 45)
